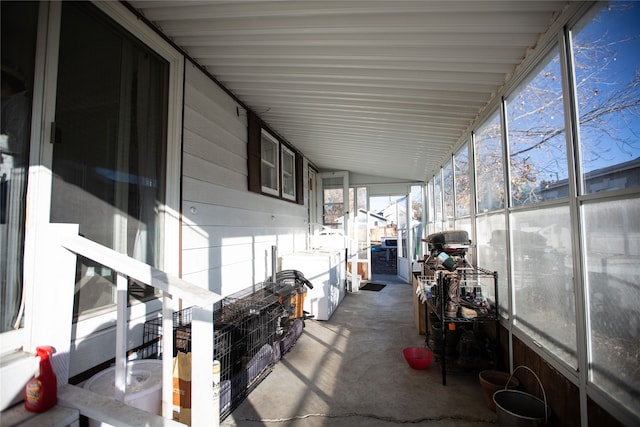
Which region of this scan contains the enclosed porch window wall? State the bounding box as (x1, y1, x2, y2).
(453, 143, 471, 221)
(432, 168, 443, 232)
(505, 43, 577, 368)
(571, 2, 640, 419)
(452, 143, 473, 264)
(425, 1, 640, 422)
(425, 180, 435, 235)
(442, 160, 454, 229)
(410, 185, 424, 261)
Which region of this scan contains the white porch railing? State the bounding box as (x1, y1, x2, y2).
(59, 232, 223, 426)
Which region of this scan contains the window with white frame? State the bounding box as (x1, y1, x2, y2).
(454, 143, 471, 219)
(281, 144, 296, 200)
(443, 159, 454, 227)
(425, 180, 435, 236)
(349, 186, 367, 213)
(504, 42, 577, 367)
(474, 212, 502, 309)
(433, 170, 443, 232)
(474, 113, 508, 317)
(505, 46, 568, 207)
(261, 129, 279, 196)
(248, 112, 302, 204)
(573, 3, 640, 196)
(571, 1, 640, 419)
(453, 143, 473, 257)
(474, 111, 504, 213)
(511, 206, 577, 366)
(426, 2, 640, 424)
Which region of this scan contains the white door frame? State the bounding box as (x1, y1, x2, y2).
(317, 170, 349, 240)
(22, 0, 184, 375)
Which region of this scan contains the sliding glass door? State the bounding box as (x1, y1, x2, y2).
(0, 1, 39, 333)
(50, 2, 169, 318)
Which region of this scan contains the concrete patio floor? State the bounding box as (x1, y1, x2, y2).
(221, 274, 499, 426)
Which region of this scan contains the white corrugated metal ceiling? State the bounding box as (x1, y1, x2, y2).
(127, 1, 569, 182)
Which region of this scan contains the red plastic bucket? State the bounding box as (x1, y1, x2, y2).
(402, 347, 433, 370)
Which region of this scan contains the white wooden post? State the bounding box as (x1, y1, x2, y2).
(161, 293, 175, 419)
(114, 273, 129, 402)
(271, 245, 277, 282)
(190, 304, 215, 426)
(25, 224, 78, 386)
(351, 213, 359, 292)
(59, 233, 222, 424)
(212, 360, 221, 424)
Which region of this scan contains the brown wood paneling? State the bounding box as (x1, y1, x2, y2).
(295, 153, 304, 204)
(246, 111, 261, 193)
(499, 332, 625, 427)
(587, 396, 625, 427)
(347, 262, 369, 281)
(357, 262, 368, 281)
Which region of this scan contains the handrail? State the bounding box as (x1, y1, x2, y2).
(60, 234, 221, 307)
(59, 233, 222, 426)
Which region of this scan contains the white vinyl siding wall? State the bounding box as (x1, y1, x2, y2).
(181, 63, 308, 296)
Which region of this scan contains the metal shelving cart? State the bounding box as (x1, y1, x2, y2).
(419, 231, 499, 385)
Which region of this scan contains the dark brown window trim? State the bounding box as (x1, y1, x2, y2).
(247, 111, 303, 205)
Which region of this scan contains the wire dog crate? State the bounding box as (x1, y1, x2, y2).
(140, 277, 306, 420)
(142, 297, 281, 377)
